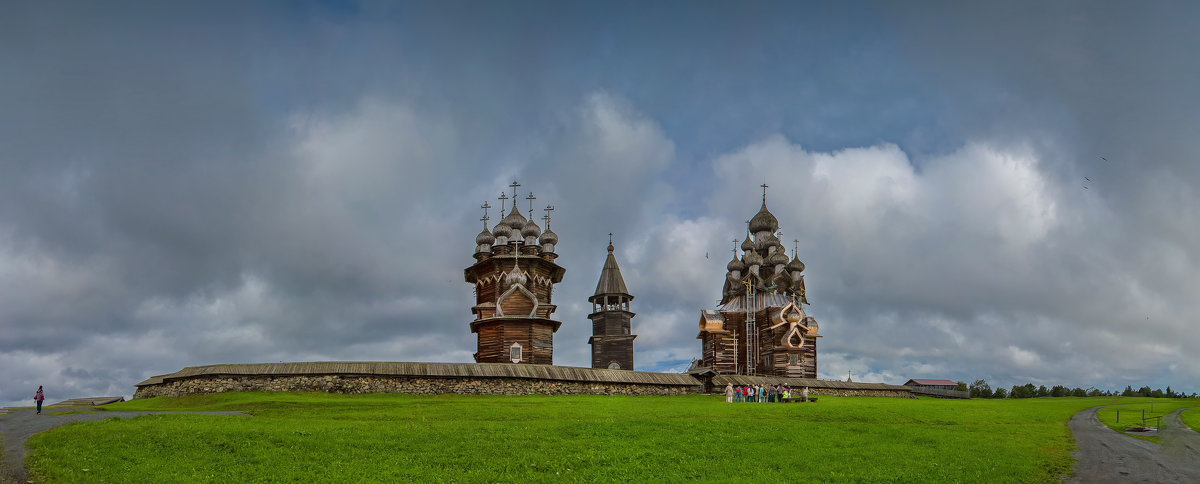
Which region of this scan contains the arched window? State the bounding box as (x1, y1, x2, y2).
(608, 361, 621, 370)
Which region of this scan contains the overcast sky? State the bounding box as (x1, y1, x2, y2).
(2, 1, 1198, 405)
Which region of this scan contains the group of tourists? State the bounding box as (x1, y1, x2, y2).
(724, 382, 808, 403)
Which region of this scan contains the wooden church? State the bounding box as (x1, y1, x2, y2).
(465, 183, 565, 365)
(696, 187, 821, 377)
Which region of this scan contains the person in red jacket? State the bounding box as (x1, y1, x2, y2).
(34, 386, 45, 414)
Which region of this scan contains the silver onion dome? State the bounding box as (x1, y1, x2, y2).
(749, 202, 779, 234)
(744, 249, 764, 267)
(505, 265, 527, 287)
(539, 227, 558, 246)
(727, 253, 746, 272)
(521, 218, 541, 238)
(501, 205, 527, 231)
(787, 254, 806, 273)
(769, 248, 790, 266)
(492, 221, 512, 239)
(476, 228, 495, 246)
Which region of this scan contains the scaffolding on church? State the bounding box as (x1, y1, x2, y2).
(743, 280, 757, 375)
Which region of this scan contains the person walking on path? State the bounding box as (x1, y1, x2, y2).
(801, 386, 809, 402)
(725, 383, 734, 403)
(34, 386, 45, 415)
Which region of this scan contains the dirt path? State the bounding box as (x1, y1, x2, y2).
(1067, 406, 1200, 483)
(1160, 408, 1200, 472)
(0, 406, 248, 483)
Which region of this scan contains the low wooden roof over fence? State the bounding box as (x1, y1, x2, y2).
(711, 374, 911, 392)
(48, 396, 126, 407)
(136, 361, 702, 387)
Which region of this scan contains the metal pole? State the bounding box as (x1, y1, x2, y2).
(1117, 410, 1120, 423)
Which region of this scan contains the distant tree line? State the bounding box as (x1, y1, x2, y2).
(965, 380, 1198, 399)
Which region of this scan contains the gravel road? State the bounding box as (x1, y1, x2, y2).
(0, 406, 247, 483)
(1067, 405, 1200, 483)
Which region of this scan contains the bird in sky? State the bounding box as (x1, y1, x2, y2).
(1085, 177, 1091, 181)
(1083, 185, 1089, 189)
(1100, 156, 1108, 162)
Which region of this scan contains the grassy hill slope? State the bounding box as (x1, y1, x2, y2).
(23, 393, 1151, 482)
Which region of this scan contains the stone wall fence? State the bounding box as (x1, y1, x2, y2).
(135, 361, 917, 399)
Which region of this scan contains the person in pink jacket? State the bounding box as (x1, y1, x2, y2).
(34, 386, 45, 414)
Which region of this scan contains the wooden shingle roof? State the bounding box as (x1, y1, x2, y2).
(711, 375, 911, 392)
(135, 361, 701, 387)
(590, 244, 631, 299)
(905, 379, 958, 386)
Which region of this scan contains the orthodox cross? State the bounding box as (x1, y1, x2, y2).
(793, 239, 800, 255)
(761, 183, 768, 203)
(481, 202, 492, 229)
(526, 192, 537, 218)
(732, 239, 739, 256)
(498, 192, 509, 213)
(509, 181, 521, 199)
(542, 205, 554, 229)
(608, 232, 613, 245)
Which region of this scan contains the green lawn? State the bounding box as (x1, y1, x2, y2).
(1094, 399, 1198, 443)
(1182, 407, 1200, 433)
(21, 393, 1141, 483)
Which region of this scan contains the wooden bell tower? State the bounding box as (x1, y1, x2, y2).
(587, 235, 636, 370)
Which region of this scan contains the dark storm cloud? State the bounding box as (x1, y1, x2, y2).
(2, 2, 1198, 405)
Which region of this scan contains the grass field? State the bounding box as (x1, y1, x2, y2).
(1182, 407, 1200, 433)
(20, 393, 1180, 483)
(1094, 400, 1199, 443)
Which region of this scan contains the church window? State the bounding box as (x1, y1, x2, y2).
(788, 354, 799, 366)
(510, 343, 522, 363)
(608, 361, 621, 369)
